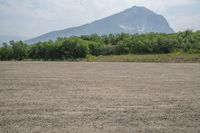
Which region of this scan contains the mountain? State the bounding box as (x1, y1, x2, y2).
(26, 6, 174, 44)
(0, 35, 26, 46)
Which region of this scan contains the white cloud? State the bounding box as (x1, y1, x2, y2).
(167, 14, 200, 31)
(130, 0, 195, 12)
(0, 0, 196, 20)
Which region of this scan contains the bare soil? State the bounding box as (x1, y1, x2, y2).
(0, 62, 200, 133)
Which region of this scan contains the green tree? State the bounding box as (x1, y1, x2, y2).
(0, 43, 13, 60)
(11, 41, 29, 60)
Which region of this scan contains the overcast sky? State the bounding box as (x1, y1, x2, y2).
(0, 0, 200, 39)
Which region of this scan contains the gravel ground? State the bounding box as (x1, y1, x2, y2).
(0, 62, 200, 133)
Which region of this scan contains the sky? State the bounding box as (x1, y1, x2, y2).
(0, 0, 200, 39)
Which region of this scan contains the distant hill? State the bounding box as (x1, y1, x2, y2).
(26, 6, 174, 44)
(0, 35, 26, 45)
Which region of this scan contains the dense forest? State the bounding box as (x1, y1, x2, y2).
(0, 30, 200, 61)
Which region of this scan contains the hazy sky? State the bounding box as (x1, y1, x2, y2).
(0, 0, 200, 39)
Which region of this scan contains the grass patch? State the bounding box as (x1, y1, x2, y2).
(85, 54, 200, 63)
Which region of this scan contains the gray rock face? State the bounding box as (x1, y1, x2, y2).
(26, 6, 174, 44)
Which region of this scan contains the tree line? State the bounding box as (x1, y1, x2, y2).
(0, 30, 200, 61)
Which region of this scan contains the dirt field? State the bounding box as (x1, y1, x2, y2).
(0, 62, 200, 133)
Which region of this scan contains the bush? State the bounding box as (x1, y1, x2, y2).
(0, 43, 13, 60)
(0, 30, 200, 61)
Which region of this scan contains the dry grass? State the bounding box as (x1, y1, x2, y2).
(86, 54, 200, 63)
